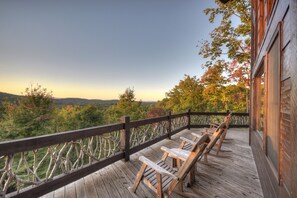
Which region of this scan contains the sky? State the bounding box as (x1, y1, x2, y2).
(0, 0, 218, 101)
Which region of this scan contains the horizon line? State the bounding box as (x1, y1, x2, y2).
(0, 90, 159, 103)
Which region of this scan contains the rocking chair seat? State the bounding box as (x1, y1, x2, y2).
(161, 146, 190, 162)
(140, 157, 178, 193)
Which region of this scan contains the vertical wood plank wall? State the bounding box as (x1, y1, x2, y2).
(251, 132, 278, 197)
(280, 8, 292, 197)
(250, 0, 297, 197)
(289, 0, 297, 196)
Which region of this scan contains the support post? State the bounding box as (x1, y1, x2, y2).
(226, 109, 230, 115)
(226, 110, 230, 129)
(167, 111, 172, 139)
(121, 116, 130, 161)
(187, 109, 191, 130)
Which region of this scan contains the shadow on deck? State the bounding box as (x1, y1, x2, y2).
(42, 128, 263, 198)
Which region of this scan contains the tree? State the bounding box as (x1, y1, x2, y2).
(198, 0, 251, 85)
(199, 61, 227, 111)
(104, 88, 146, 123)
(53, 105, 104, 132)
(147, 107, 166, 118)
(0, 85, 54, 140)
(222, 84, 248, 112)
(158, 73, 248, 112)
(159, 75, 206, 113)
(0, 103, 5, 120)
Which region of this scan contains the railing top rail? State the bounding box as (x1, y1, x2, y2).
(129, 112, 188, 128)
(171, 112, 188, 118)
(190, 112, 249, 116)
(0, 123, 124, 156)
(129, 115, 168, 128)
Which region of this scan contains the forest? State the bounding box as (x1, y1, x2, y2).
(0, 74, 248, 142)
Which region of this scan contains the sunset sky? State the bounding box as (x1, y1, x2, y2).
(0, 0, 218, 101)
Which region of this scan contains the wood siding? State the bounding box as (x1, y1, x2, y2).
(280, 8, 292, 197)
(252, 0, 289, 77)
(289, 0, 297, 197)
(251, 0, 297, 197)
(251, 131, 278, 198)
(280, 78, 291, 196)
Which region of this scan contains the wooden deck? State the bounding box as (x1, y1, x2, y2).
(42, 128, 263, 198)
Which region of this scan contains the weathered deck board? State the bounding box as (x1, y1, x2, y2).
(42, 128, 263, 198)
(75, 178, 87, 198)
(64, 182, 76, 198)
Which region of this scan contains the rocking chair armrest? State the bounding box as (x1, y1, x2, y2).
(139, 156, 178, 180)
(191, 133, 202, 139)
(201, 128, 214, 135)
(179, 137, 196, 145)
(160, 146, 189, 161)
(210, 123, 219, 127)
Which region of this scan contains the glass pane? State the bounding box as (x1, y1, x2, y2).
(266, 35, 280, 172)
(258, 73, 265, 138)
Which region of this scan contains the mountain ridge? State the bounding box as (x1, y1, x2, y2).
(0, 91, 156, 107)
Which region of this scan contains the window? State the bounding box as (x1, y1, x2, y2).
(254, 69, 265, 139)
(253, 24, 281, 175)
(266, 33, 280, 173)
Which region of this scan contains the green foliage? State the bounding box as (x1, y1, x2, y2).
(0, 103, 5, 120)
(104, 88, 147, 123)
(158, 75, 248, 113)
(200, 63, 226, 111)
(0, 85, 54, 140)
(198, 0, 251, 85)
(0, 87, 152, 141)
(147, 107, 166, 118)
(222, 83, 249, 112)
(158, 75, 206, 113)
(53, 105, 104, 132)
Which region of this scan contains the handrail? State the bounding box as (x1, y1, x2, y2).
(129, 115, 168, 128)
(0, 123, 124, 156)
(190, 112, 249, 116)
(0, 110, 249, 197)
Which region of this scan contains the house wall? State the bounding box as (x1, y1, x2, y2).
(289, 0, 297, 196)
(250, 0, 297, 197)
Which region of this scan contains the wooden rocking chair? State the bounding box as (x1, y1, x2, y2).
(160, 123, 227, 186)
(200, 113, 232, 136)
(129, 134, 210, 198)
(173, 122, 227, 157)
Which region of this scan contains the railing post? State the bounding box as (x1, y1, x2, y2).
(187, 109, 191, 130)
(167, 111, 172, 139)
(226, 109, 230, 115)
(226, 110, 230, 129)
(120, 116, 130, 161)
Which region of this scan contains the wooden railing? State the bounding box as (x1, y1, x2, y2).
(0, 111, 248, 197)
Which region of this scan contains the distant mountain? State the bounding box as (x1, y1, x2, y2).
(53, 97, 119, 107)
(0, 92, 155, 108)
(0, 92, 23, 104)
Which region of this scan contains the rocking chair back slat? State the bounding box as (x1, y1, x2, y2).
(203, 122, 226, 155)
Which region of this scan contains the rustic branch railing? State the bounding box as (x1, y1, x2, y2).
(190, 112, 249, 128)
(0, 111, 248, 197)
